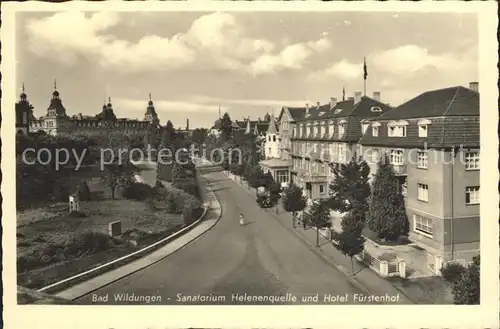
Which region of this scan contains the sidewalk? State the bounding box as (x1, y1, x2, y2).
(54, 175, 222, 301)
(223, 171, 415, 303)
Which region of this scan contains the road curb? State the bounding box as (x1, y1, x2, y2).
(38, 172, 221, 296)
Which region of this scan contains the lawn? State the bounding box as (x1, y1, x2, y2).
(388, 276, 454, 304)
(17, 198, 184, 289)
(16, 164, 188, 290)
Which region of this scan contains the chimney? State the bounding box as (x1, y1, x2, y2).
(354, 91, 362, 104)
(316, 101, 321, 109)
(469, 81, 479, 93)
(373, 91, 381, 102)
(330, 97, 337, 109)
(186, 118, 189, 131)
(305, 103, 310, 115)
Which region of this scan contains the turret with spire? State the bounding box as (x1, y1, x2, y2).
(46, 79, 68, 118)
(244, 116, 252, 134)
(16, 83, 35, 134)
(144, 93, 159, 126)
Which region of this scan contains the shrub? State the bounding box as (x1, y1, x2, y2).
(63, 231, 119, 258)
(182, 197, 203, 226)
(155, 180, 164, 190)
(165, 192, 181, 214)
(77, 181, 91, 201)
(441, 262, 467, 283)
(69, 211, 86, 218)
(122, 182, 154, 201)
(173, 178, 200, 197)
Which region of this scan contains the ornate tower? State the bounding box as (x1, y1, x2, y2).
(144, 93, 159, 126)
(44, 79, 69, 135)
(15, 83, 34, 135)
(264, 113, 279, 159)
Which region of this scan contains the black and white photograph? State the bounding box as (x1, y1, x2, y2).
(3, 1, 498, 328)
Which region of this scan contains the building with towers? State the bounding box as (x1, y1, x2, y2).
(18, 81, 161, 137)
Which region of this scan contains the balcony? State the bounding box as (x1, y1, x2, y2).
(392, 163, 407, 176)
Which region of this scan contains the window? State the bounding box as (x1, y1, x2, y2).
(372, 126, 379, 137)
(268, 136, 271, 142)
(268, 147, 271, 154)
(465, 186, 480, 205)
(273, 135, 276, 142)
(390, 149, 404, 165)
(417, 184, 429, 202)
(22, 112, 28, 124)
(319, 163, 325, 174)
(464, 152, 480, 170)
(338, 123, 346, 137)
(276, 170, 288, 184)
(371, 149, 379, 163)
(361, 122, 369, 134)
(388, 121, 407, 137)
(418, 125, 428, 137)
(417, 151, 428, 169)
(319, 184, 326, 194)
(402, 181, 408, 196)
(414, 214, 433, 236)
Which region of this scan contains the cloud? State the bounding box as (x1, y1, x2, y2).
(114, 98, 227, 114)
(189, 95, 310, 108)
(371, 45, 474, 75)
(307, 60, 362, 81)
(26, 11, 331, 75)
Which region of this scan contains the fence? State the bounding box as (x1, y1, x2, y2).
(358, 250, 405, 278)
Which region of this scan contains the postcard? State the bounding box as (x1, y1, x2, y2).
(2, 1, 498, 328)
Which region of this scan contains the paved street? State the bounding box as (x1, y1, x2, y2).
(76, 170, 395, 305)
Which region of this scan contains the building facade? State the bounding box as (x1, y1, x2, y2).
(359, 83, 480, 269)
(289, 92, 391, 203)
(21, 84, 160, 137)
(259, 114, 292, 188)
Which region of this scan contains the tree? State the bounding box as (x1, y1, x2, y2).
(269, 182, 282, 213)
(452, 256, 480, 304)
(160, 120, 176, 152)
(308, 199, 332, 247)
(282, 183, 307, 228)
(367, 155, 409, 241)
(328, 155, 371, 214)
(171, 163, 187, 183)
(101, 157, 137, 200)
(219, 112, 233, 141)
(247, 165, 264, 189)
(333, 208, 366, 273)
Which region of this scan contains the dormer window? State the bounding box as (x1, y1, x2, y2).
(338, 119, 347, 138)
(361, 120, 369, 134)
(418, 119, 431, 138)
(387, 120, 408, 137)
(372, 122, 380, 137)
(370, 106, 383, 113)
(318, 111, 326, 116)
(333, 109, 342, 114)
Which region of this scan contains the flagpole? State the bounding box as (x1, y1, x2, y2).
(363, 57, 367, 96)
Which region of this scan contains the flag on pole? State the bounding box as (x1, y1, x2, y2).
(363, 57, 368, 80)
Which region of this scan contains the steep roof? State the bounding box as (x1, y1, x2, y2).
(266, 114, 278, 134)
(375, 86, 479, 120)
(294, 97, 390, 122)
(359, 85, 480, 148)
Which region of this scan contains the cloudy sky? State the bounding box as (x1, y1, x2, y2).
(16, 11, 477, 129)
